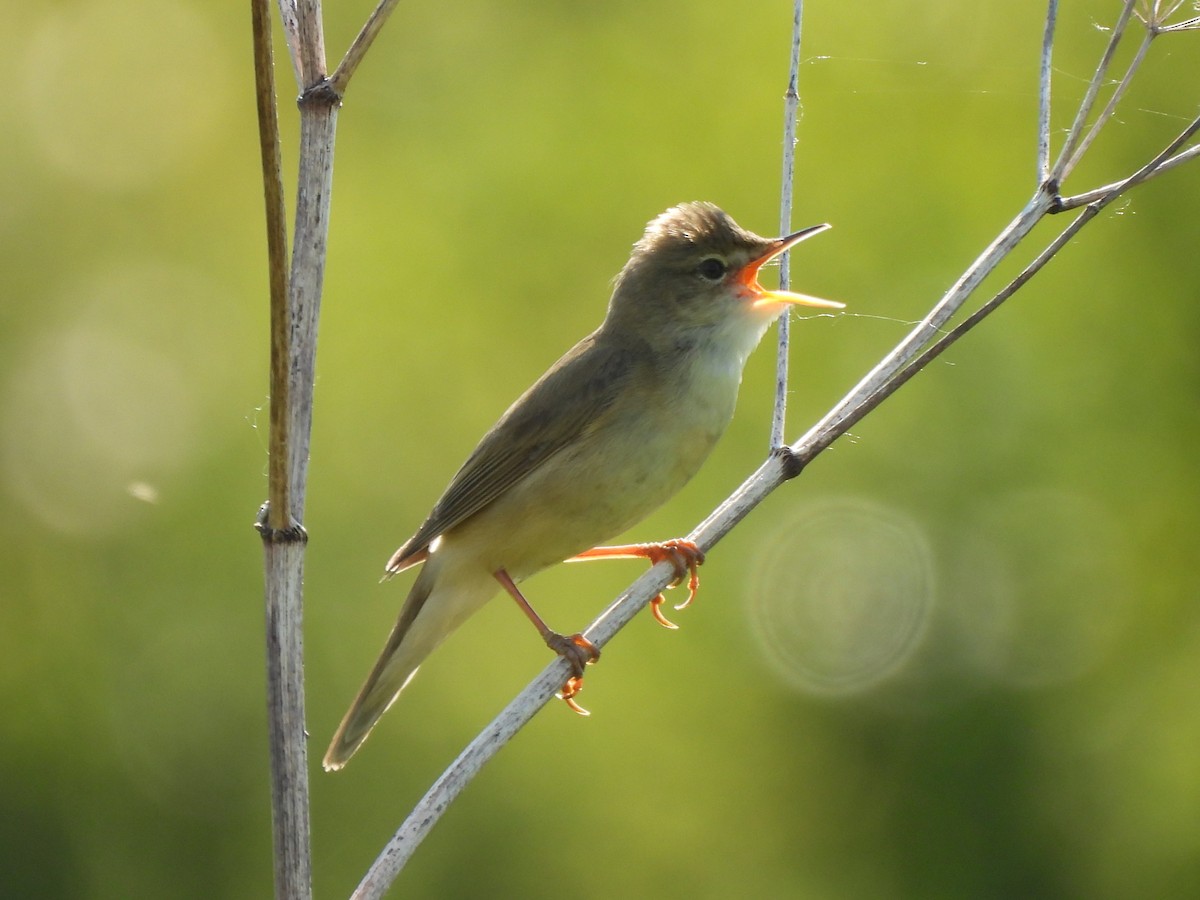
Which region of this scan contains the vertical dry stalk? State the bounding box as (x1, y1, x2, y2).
(251, 1, 405, 897)
(771, 0, 807, 451)
(250, 1, 313, 897)
(253, 1, 335, 898)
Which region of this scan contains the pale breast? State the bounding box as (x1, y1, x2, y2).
(450, 345, 740, 580)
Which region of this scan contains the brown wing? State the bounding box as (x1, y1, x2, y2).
(385, 330, 636, 574)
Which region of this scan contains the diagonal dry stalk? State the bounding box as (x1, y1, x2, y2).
(347, 1, 1198, 896)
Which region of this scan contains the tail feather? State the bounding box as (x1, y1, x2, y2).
(323, 553, 500, 771)
(323, 566, 439, 771)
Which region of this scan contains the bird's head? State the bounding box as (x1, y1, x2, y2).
(606, 202, 841, 341)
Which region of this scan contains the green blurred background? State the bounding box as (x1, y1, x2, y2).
(3, 0, 1198, 897)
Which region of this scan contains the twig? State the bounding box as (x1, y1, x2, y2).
(256, 0, 411, 895)
(253, 0, 292, 529)
(1107, 113, 1200, 193)
(798, 105, 1200, 461)
(1057, 141, 1200, 210)
(790, 5, 1079, 457)
(792, 189, 1051, 458)
(848, 200, 1104, 436)
(255, 0, 365, 896)
(295, 0, 327, 88)
(771, 0, 805, 451)
(1061, 25, 1153, 180)
(257, 0, 415, 892)
(1057, 0, 1200, 181)
(1052, 0, 1136, 183)
(1037, 0, 1058, 184)
(329, 0, 404, 96)
(274, 0, 303, 86)
(251, 2, 312, 898)
(1157, 14, 1200, 33)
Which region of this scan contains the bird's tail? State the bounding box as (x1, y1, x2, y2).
(322, 564, 440, 771)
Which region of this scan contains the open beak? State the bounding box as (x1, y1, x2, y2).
(738, 223, 843, 311)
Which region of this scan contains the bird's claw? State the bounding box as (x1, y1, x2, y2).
(649, 593, 680, 629)
(557, 675, 590, 716)
(545, 632, 599, 716)
(646, 539, 704, 622)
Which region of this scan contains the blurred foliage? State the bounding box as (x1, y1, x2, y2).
(2, 0, 1198, 897)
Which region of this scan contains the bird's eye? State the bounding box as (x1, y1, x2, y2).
(697, 257, 728, 282)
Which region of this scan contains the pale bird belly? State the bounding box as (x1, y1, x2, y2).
(447, 396, 730, 581)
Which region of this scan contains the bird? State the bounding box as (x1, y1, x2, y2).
(323, 201, 841, 771)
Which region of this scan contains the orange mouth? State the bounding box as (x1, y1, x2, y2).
(737, 223, 843, 311)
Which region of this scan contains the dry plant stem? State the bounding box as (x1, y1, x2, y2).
(255, 0, 343, 898)
(1057, 0, 1200, 180)
(251, 1, 313, 897)
(252, 0, 292, 526)
(1058, 141, 1200, 209)
(1160, 15, 1200, 32)
(285, 102, 338, 513)
(330, 0, 404, 95)
(792, 190, 1050, 460)
(1062, 27, 1153, 179)
(796, 107, 1200, 453)
(1036, 0, 1058, 182)
(771, 0, 805, 451)
(261, 93, 339, 900)
(274, 0, 303, 85)
(1053, 0, 1137, 182)
(795, 0, 1063, 455)
(257, 0, 406, 894)
(295, 0, 327, 87)
(1084, 112, 1200, 197)
(260, 526, 312, 900)
(859, 200, 1103, 425)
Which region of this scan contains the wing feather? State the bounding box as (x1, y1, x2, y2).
(385, 331, 636, 573)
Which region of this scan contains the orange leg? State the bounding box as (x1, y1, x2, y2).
(493, 569, 599, 715)
(567, 539, 705, 630)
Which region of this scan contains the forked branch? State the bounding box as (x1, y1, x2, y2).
(254, 1, 405, 899)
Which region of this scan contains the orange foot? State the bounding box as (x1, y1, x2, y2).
(493, 568, 602, 715)
(569, 539, 706, 630)
(544, 631, 600, 715)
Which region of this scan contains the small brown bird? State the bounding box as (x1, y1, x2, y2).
(323, 202, 840, 770)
